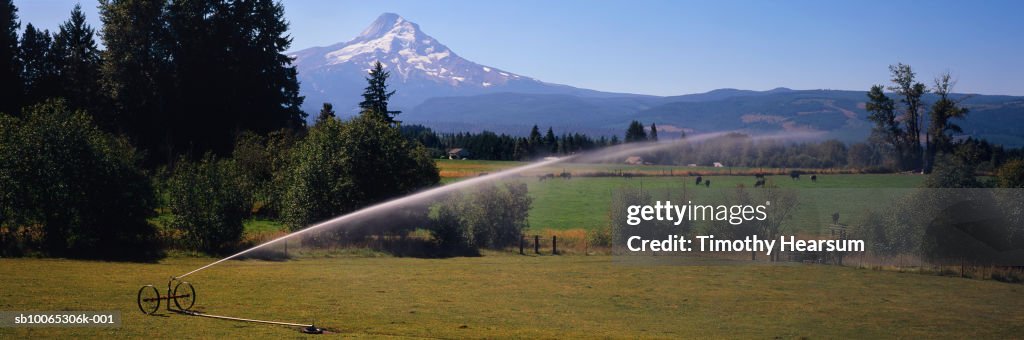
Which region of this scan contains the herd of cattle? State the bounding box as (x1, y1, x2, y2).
(534, 170, 821, 188)
(536, 172, 573, 181)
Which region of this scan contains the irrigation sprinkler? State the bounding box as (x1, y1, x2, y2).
(137, 277, 324, 334)
(135, 278, 194, 315)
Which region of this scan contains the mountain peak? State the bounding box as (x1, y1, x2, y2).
(293, 12, 608, 116)
(302, 12, 538, 88)
(357, 12, 415, 41)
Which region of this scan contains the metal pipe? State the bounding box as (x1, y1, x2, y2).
(175, 309, 312, 328)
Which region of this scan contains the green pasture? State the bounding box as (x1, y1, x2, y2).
(0, 255, 1019, 339)
(523, 174, 924, 232)
(436, 160, 927, 232)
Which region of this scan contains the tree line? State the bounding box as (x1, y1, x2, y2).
(400, 124, 612, 160)
(0, 0, 448, 258)
(403, 116, 1021, 173)
(865, 63, 974, 173)
(1, 0, 304, 166)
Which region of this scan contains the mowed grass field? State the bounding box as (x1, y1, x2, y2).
(1, 255, 1022, 339)
(436, 159, 925, 232)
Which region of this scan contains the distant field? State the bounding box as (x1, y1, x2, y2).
(0, 255, 1020, 339)
(436, 159, 858, 181)
(437, 159, 527, 179)
(524, 174, 924, 232)
(435, 160, 924, 232)
(179, 162, 930, 238)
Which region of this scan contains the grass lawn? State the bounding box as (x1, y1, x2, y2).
(0, 255, 1020, 338)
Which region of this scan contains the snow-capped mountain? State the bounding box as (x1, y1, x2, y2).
(290, 13, 623, 116)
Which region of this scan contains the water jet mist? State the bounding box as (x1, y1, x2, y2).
(176, 130, 813, 279)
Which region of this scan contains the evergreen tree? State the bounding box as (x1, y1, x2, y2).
(0, 0, 20, 115)
(99, 0, 173, 158)
(512, 137, 527, 160)
(528, 124, 542, 156)
(544, 127, 557, 154)
(625, 120, 647, 143)
(228, 0, 306, 131)
(19, 23, 56, 106)
(359, 61, 400, 124)
(158, 0, 305, 161)
(650, 123, 659, 141)
(316, 102, 336, 124)
(53, 4, 105, 126)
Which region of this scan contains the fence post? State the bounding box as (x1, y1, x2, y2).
(534, 235, 540, 254)
(519, 235, 524, 255)
(552, 235, 557, 255)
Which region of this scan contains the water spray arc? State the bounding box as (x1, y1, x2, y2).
(136, 156, 569, 333)
(136, 131, 811, 333)
(177, 130, 811, 280)
(175, 156, 569, 280)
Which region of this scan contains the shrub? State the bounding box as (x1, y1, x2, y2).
(588, 224, 612, 248)
(166, 153, 248, 254)
(281, 118, 348, 230)
(996, 159, 1024, 188)
(428, 194, 472, 253)
(281, 114, 439, 232)
(0, 100, 158, 259)
(463, 182, 532, 249)
(427, 182, 533, 251)
(232, 129, 298, 217)
(925, 153, 982, 188)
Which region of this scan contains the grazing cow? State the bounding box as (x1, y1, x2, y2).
(695, 176, 703, 185)
(560, 171, 572, 180)
(790, 171, 801, 180)
(754, 178, 766, 188)
(705, 180, 711, 188)
(811, 175, 817, 182)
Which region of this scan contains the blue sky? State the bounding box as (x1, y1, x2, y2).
(14, 0, 1024, 96)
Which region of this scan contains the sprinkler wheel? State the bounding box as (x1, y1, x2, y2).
(137, 285, 161, 315)
(173, 281, 196, 311)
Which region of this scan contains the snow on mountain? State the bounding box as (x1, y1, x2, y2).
(289, 13, 626, 117)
